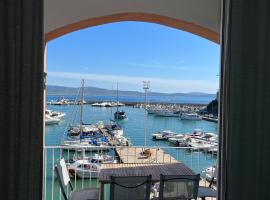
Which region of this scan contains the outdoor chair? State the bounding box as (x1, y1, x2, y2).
(110, 175, 152, 200)
(198, 166, 218, 200)
(158, 174, 200, 200)
(55, 159, 99, 200)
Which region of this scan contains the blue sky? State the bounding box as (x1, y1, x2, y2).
(46, 22, 220, 93)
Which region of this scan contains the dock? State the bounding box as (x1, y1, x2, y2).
(115, 147, 178, 164)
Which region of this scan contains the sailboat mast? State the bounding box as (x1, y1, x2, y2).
(116, 82, 119, 120)
(110, 83, 113, 120)
(80, 79, 85, 138)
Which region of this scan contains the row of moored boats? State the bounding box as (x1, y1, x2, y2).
(147, 108, 202, 120)
(152, 129, 218, 154)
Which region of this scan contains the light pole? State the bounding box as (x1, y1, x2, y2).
(143, 81, 150, 146)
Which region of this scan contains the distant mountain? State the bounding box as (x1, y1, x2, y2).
(46, 85, 215, 98)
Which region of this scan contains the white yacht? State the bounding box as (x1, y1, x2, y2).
(45, 115, 60, 125)
(167, 134, 185, 144)
(91, 102, 103, 107)
(186, 138, 216, 151)
(67, 160, 100, 178)
(46, 109, 66, 119)
(67, 154, 118, 178)
(180, 113, 202, 120)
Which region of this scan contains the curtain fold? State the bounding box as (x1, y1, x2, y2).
(0, 0, 44, 199)
(219, 0, 270, 199)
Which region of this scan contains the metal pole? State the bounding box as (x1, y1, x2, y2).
(143, 81, 150, 146)
(144, 88, 147, 146)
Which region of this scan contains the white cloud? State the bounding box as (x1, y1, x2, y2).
(47, 70, 218, 93)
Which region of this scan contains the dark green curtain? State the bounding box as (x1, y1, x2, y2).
(0, 0, 44, 199)
(219, 0, 270, 199)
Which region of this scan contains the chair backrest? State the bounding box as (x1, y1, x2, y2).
(110, 175, 152, 200)
(159, 174, 200, 200)
(55, 159, 73, 200)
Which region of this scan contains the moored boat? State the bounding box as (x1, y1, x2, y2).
(46, 109, 66, 119)
(114, 111, 127, 120)
(179, 112, 202, 120)
(152, 130, 177, 140)
(45, 115, 60, 125)
(67, 160, 100, 178)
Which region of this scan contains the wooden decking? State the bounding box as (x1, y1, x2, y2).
(115, 147, 178, 163)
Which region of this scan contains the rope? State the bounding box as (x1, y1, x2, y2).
(112, 180, 150, 189)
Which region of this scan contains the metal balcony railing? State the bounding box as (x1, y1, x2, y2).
(43, 146, 217, 200)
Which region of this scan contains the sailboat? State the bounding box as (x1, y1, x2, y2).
(60, 80, 109, 151)
(114, 83, 127, 120)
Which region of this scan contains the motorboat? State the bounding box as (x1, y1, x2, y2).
(167, 134, 185, 144)
(46, 109, 66, 119)
(114, 135, 131, 146)
(110, 101, 125, 107)
(71, 153, 117, 163)
(202, 166, 217, 182)
(152, 130, 177, 140)
(45, 115, 60, 125)
(180, 112, 202, 120)
(91, 102, 103, 107)
(48, 98, 70, 105)
(68, 153, 118, 178)
(92, 101, 125, 107)
(186, 138, 217, 151)
(114, 111, 127, 120)
(91, 102, 110, 107)
(67, 159, 100, 178)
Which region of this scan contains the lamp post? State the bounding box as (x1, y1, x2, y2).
(143, 81, 150, 146)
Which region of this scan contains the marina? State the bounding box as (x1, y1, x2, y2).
(44, 94, 218, 200)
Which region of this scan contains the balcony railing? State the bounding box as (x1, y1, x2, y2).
(43, 146, 217, 200)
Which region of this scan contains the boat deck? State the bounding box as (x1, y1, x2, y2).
(115, 147, 178, 163)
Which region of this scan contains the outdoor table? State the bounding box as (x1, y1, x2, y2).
(98, 163, 195, 200)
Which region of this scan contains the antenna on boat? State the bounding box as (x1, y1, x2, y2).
(80, 79, 85, 141)
(143, 81, 150, 146)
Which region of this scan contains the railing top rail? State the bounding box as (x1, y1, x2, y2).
(43, 145, 211, 150)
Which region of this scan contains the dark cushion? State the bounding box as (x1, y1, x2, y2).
(70, 188, 99, 200)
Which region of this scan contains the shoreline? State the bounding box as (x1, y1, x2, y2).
(47, 99, 209, 106)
